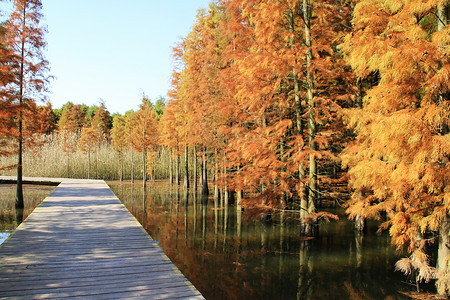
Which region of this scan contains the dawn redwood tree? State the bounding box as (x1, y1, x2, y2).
(111, 114, 128, 181)
(35, 102, 56, 134)
(159, 101, 178, 185)
(0, 16, 18, 161)
(57, 102, 73, 131)
(341, 0, 450, 294)
(78, 126, 97, 179)
(130, 96, 159, 187)
(179, 3, 239, 196)
(90, 101, 111, 138)
(222, 0, 352, 234)
(5, 0, 50, 209)
(163, 42, 187, 186)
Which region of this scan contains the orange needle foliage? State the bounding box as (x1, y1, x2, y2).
(158, 0, 354, 236)
(217, 0, 353, 227)
(341, 0, 450, 294)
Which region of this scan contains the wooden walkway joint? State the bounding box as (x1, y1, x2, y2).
(0, 178, 204, 299)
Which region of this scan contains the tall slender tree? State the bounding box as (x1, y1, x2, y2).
(5, 0, 50, 209)
(130, 95, 159, 187)
(111, 114, 128, 181)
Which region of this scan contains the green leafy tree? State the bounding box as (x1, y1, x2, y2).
(153, 96, 166, 121)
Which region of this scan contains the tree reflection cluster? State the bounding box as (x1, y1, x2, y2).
(109, 181, 414, 300)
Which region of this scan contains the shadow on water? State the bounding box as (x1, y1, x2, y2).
(108, 180, 415, 300)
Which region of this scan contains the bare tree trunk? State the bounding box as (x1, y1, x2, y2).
(437, 5, 449, 31)
(142, 149, 146, 188)
(184, 146, 189, 189)
(236, 190, 242, 238)
(436, 11, 449, 296)
(288, 7, 308, 233)
(176, 143, 181, 186)
(202, 148, 209, 196)
(354, 192, 366, 233)
(437, 215, 450, 296)
(15, 4, 26, 210)
(214, 150, 220, 201)
(169, 148, 173, 184)
(304, 0, 318, 237)
(193, 146, 198, 191)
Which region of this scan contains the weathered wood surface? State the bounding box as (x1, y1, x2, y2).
(0, 178, 204, 299)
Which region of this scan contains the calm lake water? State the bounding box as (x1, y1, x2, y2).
(0, 184, 54, 245)
(108, 180, 417, 300)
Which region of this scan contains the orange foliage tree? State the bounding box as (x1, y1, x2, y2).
(0, 17, 18, 160)
(4, 0, 50, 209)
(175, 4, 232, 194)
(111, 114, 127, 181)
(129, 96, 159, 187)
(78, 126, 97, 179)
(161, 0, 353, 234)
(159, 97, 181, 185)
(218, 0, 352, 233)
(341, 0, 450, 294)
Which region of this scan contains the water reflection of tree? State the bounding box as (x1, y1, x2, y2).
(297, 241, 313, 299)
(108, 181, 411, 300)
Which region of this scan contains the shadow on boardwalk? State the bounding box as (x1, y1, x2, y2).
(0, 177, 204, 299)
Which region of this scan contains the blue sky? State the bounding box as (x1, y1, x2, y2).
(7, 1, 211, 114)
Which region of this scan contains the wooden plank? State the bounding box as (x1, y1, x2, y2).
(0, 177, 204, 299)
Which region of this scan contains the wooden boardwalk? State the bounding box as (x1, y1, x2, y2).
(0, 178, 204, 299)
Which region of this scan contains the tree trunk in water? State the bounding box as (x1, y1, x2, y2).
(236, 190, 243, 237)
(289, 8, 308, 234)
(354, 192, 366, 233)
(224, 186, 229, 206)
(15, 5, 26, 210)
(142, 149, 146, 188)
(193, 146, 197, 191)
(437, 215, 450, 296)
(304, 0, 318, 237)
(214, 151, 220, 201)
(16, 128, 23, 210)
(184, 146, 189, 189)
(214, 183, 220, 201)
(176, 145, 181, 186)
(355, 215, 366, 233)
(436, 10, 449, 297)
(169, 149, 173, 185)
(202, 149, 209, 196)
(199, 157, 203, 187)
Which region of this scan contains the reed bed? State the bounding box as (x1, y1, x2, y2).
(0, 133, 200, 180)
